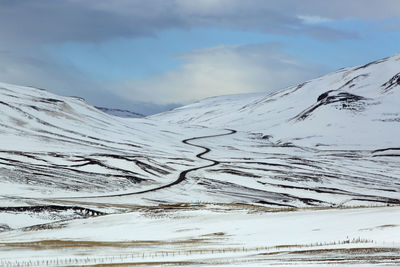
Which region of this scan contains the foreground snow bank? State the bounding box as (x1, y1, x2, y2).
(0, 205, 399, 266)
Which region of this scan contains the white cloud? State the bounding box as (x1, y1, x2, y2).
(0, 0, 369, 47)
(112, 43, 327, 104)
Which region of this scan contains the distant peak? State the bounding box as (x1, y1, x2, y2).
(95, 106, 144, 118)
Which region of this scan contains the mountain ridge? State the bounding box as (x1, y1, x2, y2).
(152, 52, 400, 149)
(95, 106, 144, 118)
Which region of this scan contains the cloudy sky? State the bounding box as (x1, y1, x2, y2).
(1, 0, 400, 114)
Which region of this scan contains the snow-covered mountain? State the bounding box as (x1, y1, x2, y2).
(154, 53, 400, 150)
(0, 81, 214, 200)
(1, 53, 400, 266)
(95, 106, 144, 118)
(0, 53, 399, 209)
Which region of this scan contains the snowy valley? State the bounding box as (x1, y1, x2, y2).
(0, 53, 400, 266)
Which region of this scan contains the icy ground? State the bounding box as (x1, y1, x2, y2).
(1, 53, 400, 265)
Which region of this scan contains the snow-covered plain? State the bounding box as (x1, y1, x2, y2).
(1, 53, 400, 265)
(1, 205, 400, 266)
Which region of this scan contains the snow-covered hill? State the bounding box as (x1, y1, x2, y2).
(95, 106, 144, 118)
(0, 81, 216, 200)
(1, 53, 400, 266)
(145, 53, 400, 207)
(154, 53, 400, 150)
(0, 53, 399, 208)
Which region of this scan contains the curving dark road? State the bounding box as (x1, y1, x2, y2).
(53, 128, 236, 199)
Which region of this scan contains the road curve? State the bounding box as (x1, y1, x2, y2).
(53, 128, 237, 199)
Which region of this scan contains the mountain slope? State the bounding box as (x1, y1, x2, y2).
(153, 53, 400, 149)
(0, 82, 215, 200)
(144, 53, 400, 207)
(95, 106, 144, 118)
(0, 54, 399, 213)
(1, 54, 400, 266)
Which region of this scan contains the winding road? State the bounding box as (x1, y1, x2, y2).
(53, 128, 237, 199)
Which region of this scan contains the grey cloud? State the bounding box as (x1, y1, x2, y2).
(0, 0, 397, 113)
(0, 1, 162, 45)
(0, 0, 380, 47)
(303, 26, 359, 42)
(292, 0, 400, 20)
(0, 50, 176, 115)
(1, 0, 399, 47)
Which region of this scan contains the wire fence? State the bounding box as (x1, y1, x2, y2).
(0, 238, 380, 266)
